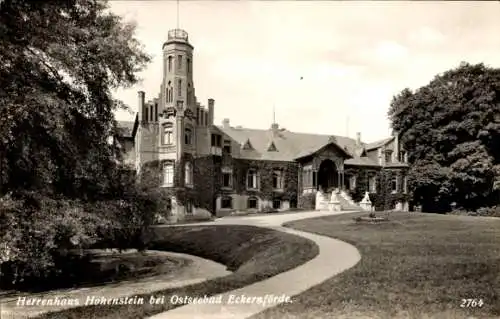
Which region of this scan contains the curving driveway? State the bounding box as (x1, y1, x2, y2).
(150, 210, 361, 319)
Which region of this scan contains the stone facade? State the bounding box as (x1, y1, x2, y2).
(116, 28, 411, 221)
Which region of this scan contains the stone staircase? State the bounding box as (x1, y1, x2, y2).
(315, 191, 330, 211)
(315, 189, 364, 211)
(337, 192, 363, 211)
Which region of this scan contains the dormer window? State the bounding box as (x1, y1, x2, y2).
(242, 138, 253, 150)
(267, 141, 278, 152)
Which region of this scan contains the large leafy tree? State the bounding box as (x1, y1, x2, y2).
(0, 0, 153, 285)
(0, 0, 150, 199)
(389, 63, 500, 212)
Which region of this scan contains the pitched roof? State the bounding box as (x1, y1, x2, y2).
(218, 125, 380, 166)
(116, 114, 139, 138)
(365, 137, 394, 151)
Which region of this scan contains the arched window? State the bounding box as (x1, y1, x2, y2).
(184, 162, 193, 187)
(184, 127, 192, 145)
(177, 79, 182, 97)
(177, 55, 182, 70)
(247, 197, 258, 209)
(166, 81, 172, 103)
(167, 56, 172, 73)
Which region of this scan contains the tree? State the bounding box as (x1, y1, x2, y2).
(0, 0, 150, 199)
(0, 0, 153, 286)
(389, 63, 500, 212)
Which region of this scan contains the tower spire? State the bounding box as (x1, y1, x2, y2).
(176, 0, 180, 29)
(273, 104, 276, 124)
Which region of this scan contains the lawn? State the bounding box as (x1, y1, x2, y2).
(37, 224, 319, 319)
(252, 211, 500, 319)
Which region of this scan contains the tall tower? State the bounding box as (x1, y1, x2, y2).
(159, 28, 196, 162)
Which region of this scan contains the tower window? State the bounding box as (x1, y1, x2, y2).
(167, 56, 172, 72)
(166, 81, 172, 103)
(177, 79, 182, 97)
(187, 58, 191, 74)
(177, 55, 182, 70)
(184, 128, 192, 145)
(163, 123, 173, 145)
(187, 83, 191, 105)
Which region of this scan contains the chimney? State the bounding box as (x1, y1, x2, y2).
(356, 132, 361, 146)
(222, 118, 230, 128)
(138, 91, 145, 122)
(208, 98, 214, 125)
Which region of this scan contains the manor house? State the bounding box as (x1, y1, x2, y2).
(115, 28, 410, 222)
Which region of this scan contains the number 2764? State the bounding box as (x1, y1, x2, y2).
(460, 299, 484, 308)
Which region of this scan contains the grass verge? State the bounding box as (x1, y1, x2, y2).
(37, 224, 319, 318)
(252, 211, 500, 319)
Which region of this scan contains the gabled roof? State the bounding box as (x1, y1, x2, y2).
(217, 125, 379, 165)
(116, 114, 139, 138)
(365, 137, 394, 151)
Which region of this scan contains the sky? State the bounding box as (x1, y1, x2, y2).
(109, 1, 500, 143)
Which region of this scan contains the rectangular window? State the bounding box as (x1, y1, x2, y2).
(349, 176, 357, 191)
(385, 151, 392, 164)
(272, 199, 281, 210)
(177, 79, 182, 97)
(248, 197, 258, 209)
(369, 176, 377, 193)
(187, 58, 191, 74)
(154, 103, 158, 122)
(163, 163, 174, 186)
(211, 134, 222, 147)
(223, 140, 231, 153)
(247, 169, 258, 189)
(163, 124, 173, 145)
(221, 196, 232, 209)
(222, 172, 232, 188)
(272, 170, 284, 190)
(391, 177, 398, 193)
